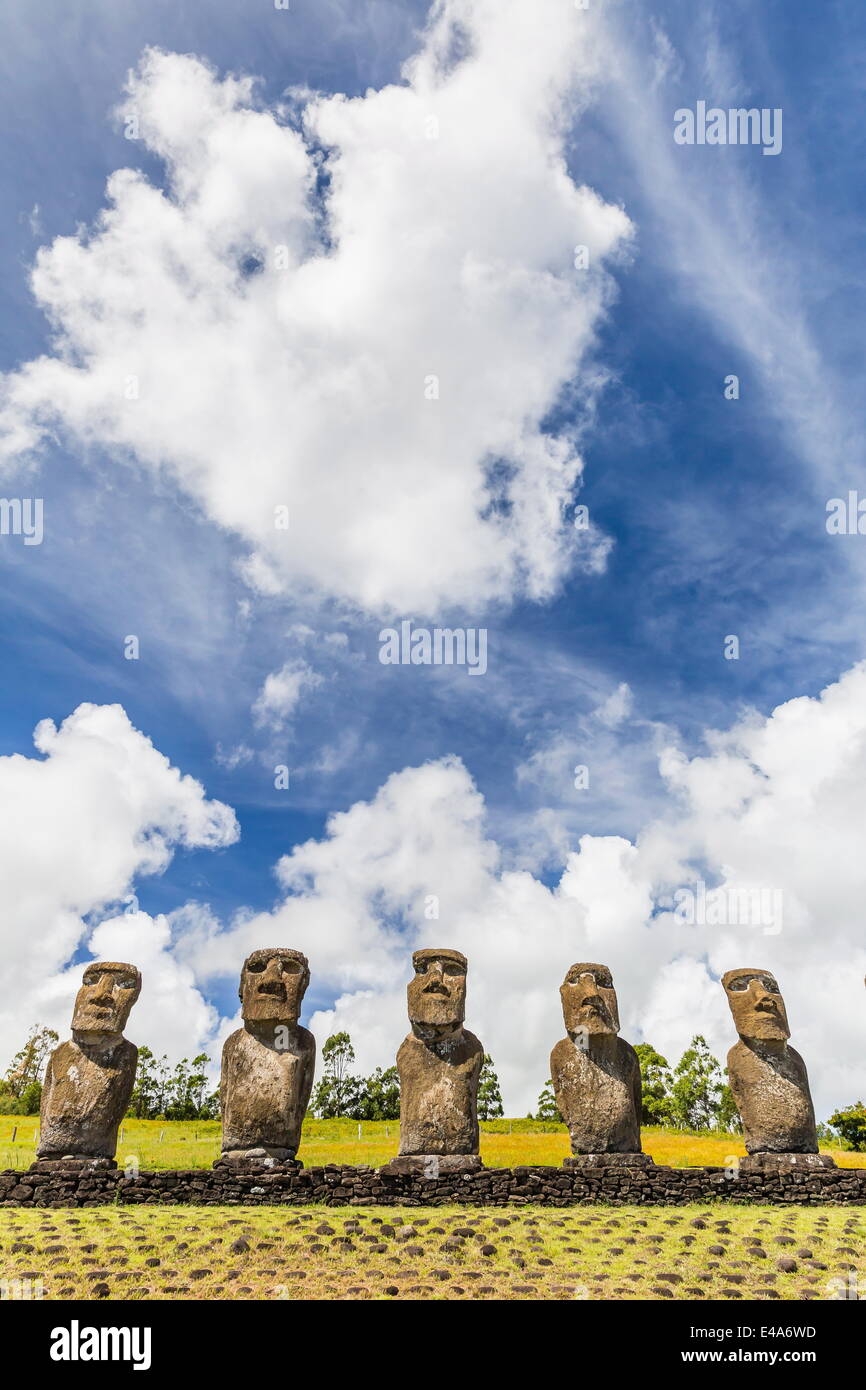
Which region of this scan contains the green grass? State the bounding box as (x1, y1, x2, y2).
(1, 1203, 862, 1301)
(1, 1116, 862, 1172)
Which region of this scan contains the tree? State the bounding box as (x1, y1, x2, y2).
(477, 1055, 504, 1120)
(535, 1079, 562, 1123)
(128, 1047, 217, 1120)
(310, 1032, 361, 1118)
(829, 1101, 866, 1151)
(3, 1025, 58, 1097)
(634, 1043, 674, 1125)
(164, 1054, 214, 1120)
(355, 1066, 400, 1121)
(129, 1046, 170, 1119)
(0, 1025, 59, 1113)
(670, 1035, 727, 1130)
(716, 1081, 741, 1133)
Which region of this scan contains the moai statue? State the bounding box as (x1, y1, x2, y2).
(382, 948, 484, 1175)
(551, 962, 651, 1168)
(722, 967, 834, 1172)
(218, 948, 315, 1167)
(36, 962, 141, 1167)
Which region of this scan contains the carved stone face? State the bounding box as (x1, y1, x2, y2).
(240, 948, 309, 1024)
(723, 968, 790, 1040)
(560, 962, 620, 1036)
(71, 962, 141, 1035)
(408, 949, 467, 1029)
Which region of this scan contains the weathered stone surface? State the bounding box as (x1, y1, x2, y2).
(37, 962, 141, 1162)
(31, 1156, 117, 1172)
(214, 1153, 303, 1168)
(563, 1153, 655, 1169)
(219, 948, 315, 1164)
(392, 949, 483, 1160)
(551, 963, 645, 1160)
(722, 968, 829, 1160)
(739, 1153, 836, 1174)
(382, 1155, 483, 1176)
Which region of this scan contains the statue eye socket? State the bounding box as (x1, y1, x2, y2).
(247, 962, 266, 973)
(83, 974, 99, 986)
(443, 964, 464, 977)
(117, 976, 136, 990)
(281, 959, 300, 974)
(729, 978, 749, 991)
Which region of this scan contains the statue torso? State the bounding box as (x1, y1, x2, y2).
(221, 1025, 315, 1151)
(39, 1037, 137, 1158)
(397, 1029, 483, 1155)
(727, 1039, 817, 1153)
(550, 1034, 641, 1153)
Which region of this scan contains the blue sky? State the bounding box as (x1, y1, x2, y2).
(0, 0, 864, 1115)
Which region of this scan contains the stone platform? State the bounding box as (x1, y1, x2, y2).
(0, 1160, 863, 1208)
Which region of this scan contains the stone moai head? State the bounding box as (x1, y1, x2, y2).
(722, 967, 790, 1041)
(407, 948, 467, 1030)
(560, 962, 620, 1037)
(239, 948, 309, 1025)
(71, 962, 141, 1036)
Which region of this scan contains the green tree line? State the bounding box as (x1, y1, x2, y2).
(2, 1023, 864, 1149)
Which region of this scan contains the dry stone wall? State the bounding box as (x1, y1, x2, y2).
(2, 1162, 864, 1208)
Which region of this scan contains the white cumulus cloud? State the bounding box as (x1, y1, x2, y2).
(0, 1, 631, 613)
(0, 703, 238, 1067)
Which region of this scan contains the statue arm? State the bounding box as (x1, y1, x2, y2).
(39, 1049, 58, 1122)
(219, 1034, 234, 1123)
(118, 1040, 139, 1113)
(299, 1031, 316, 1118)
(631, 1048, 642, 1122)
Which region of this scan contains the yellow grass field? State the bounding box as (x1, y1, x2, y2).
(1, 1117, 863, 1172)
(1, 1203, 862, 1301)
